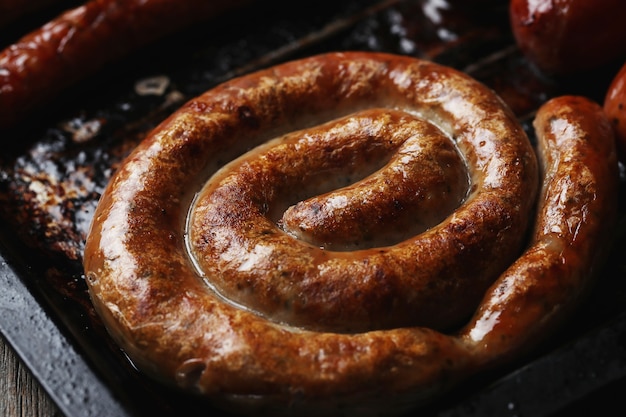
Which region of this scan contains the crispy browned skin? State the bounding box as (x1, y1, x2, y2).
(460, 95, 618, 364)
(509, 0, 626, 76)
(191, 108, 481, 333)
(83, 53, 616, 415)
(0, 0, 252, 129)
(277, 110, 468, 251)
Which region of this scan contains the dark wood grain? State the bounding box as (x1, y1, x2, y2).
(1, 336, 63, 417)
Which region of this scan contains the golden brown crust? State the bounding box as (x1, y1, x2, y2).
(188, 104, 530, 333)
(460, 95, 618, 363)
(83, 53, 617, 415)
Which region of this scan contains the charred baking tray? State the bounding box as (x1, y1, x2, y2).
(1, 1, 626, 416)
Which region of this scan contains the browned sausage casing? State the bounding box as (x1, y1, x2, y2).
(0, 0, 253, 129)
(460, 95, 618, 363)
(83, 53, 617, 415)
(509, 0, 626, 76)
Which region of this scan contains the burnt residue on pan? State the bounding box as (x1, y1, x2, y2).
(1, 1, 626, 416)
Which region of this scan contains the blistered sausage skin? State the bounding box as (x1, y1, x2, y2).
(190, 108, 476, 332)
(276, 110, 469, 251)
(0, 0, 253, 129)
(83, 53, 616, 415)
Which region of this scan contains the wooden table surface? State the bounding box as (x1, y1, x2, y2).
(1, 335, 63, 417)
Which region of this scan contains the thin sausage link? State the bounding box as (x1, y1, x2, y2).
(461, 95, 618, 364)
(0, 0, 253, 129)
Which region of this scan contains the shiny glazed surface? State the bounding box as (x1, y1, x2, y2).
(0, 0, 253, 129)
(82, 51, 618, 415)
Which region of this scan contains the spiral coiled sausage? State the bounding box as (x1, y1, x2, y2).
(83, 52, 617, 415)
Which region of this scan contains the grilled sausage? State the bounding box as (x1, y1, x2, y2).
(0, 0, 253, 129)
(461, 95, 618, 364)
(83, 53, 617, 415)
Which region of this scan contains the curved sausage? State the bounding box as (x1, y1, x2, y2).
(190, 108, 475, 332)
(461, 95, 618, 364)
(83, 53, 616, 415)
(0, 0, 253, 129)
